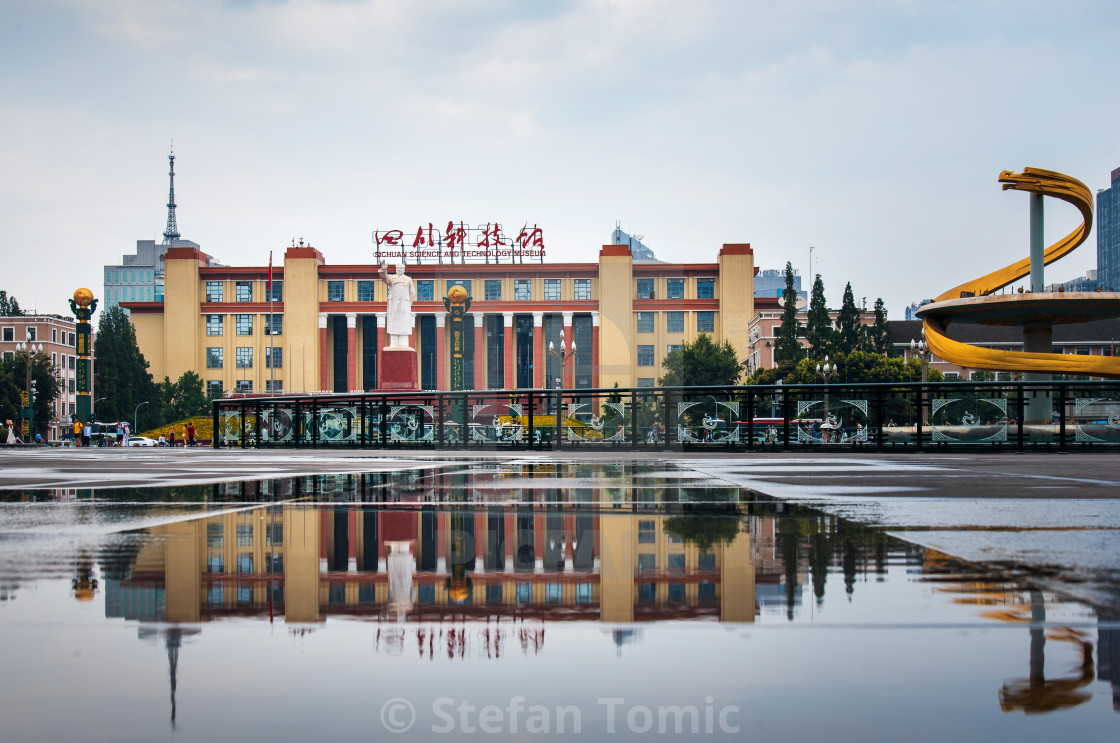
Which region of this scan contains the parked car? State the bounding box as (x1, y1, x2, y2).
(127, 436, 157, 447)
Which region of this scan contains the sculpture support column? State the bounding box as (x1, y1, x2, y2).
(562, 312, 573, 389)
(1025, 192, 1052, 422)
(591, 311, 600, 392)
(503, 312, 514, 389)
(533, 312, 544, 388)
(318, 313, 328, 393)
(346, 313, 357, 393)
(435, 313, 447, 392)
(474, 316, 485, 391)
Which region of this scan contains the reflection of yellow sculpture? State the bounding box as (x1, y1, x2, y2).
(919, 168, 1120, 378)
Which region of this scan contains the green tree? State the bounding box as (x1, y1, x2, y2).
(164, 371, 209, 421)
(664, 513, 741, 551)
(659, 333, 742, 387)
(868, 298, 891, 354)
(0, 353, 60, 437)
(805, 274, 834, 358)
(777, 350, 945, 385)
(0, 290, 26, 316)
(94, 306, 161, 430)
(834, 282, 862, 352)
(773, 262, 803, 365)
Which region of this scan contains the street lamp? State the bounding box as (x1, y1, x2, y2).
(547, 339, 576, 446)
(134, 401, 150, 436)
(816, 356, 836, 440)
(815, 355, 835, 384)
(547, 339, 576, 388)
(13, 342, 44, 439)
(911, 331, 932, 425)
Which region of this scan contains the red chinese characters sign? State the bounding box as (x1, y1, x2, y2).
(373, 222, 546, 264)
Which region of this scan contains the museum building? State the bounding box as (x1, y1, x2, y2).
(123, 242, 757, 397)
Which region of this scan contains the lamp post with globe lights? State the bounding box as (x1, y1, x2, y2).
(911, 332, 933, 425)
(13, 341, 45, 440)
(548, 339, 576, 446)
(816, 356, 836, 441)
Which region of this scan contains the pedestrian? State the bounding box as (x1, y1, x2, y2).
(82, 421, 91, 448)
(116, 422, 124, 447)
(5, 419, 15, 445)
(168, 428, 176, 448)
(122, 422, 130, 447)
(186, 422, 196, 447)
(73, 419, 82, 447)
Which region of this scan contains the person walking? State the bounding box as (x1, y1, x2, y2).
(186, 422, 196, 447)
(81, 421, 91, 448)
(168, 428, 176, 448)
(122, 422, 130, 447)
(5, 419, 15, 445)
(73, 419, 82, 447)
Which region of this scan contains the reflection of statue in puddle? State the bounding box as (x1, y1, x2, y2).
(386, 541, 414, 621)
(997, 591, 1095, 714)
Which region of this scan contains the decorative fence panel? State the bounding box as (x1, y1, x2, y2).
(213, 381, 1120, 452)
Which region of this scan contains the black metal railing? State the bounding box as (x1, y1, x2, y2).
(211, 380, 1120, 451)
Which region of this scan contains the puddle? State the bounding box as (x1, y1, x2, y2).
(0, 461, 1116, 741)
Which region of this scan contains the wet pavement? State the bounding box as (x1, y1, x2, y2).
(0, 453, 1118, 740)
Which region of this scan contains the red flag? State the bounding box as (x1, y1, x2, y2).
(267, 251, 273, 293)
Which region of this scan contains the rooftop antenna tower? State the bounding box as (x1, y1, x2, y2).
(162, 142, 180, 244)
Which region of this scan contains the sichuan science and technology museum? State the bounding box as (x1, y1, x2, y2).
(123, 242, 758, 397)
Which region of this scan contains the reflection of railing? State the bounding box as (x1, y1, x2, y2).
(212, 380, 1120, 451)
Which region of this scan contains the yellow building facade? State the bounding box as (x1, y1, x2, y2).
(127, 243, 755, 395)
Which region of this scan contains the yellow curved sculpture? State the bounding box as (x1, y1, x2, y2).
(920, 167, 1120, 379)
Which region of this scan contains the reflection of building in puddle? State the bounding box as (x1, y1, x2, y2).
(104, 504, 755, 627)
(373, 622, 548, 659)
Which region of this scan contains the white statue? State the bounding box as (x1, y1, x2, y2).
(379, 259, 416, 350)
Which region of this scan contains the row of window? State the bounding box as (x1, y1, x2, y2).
(636, 344, 686, 366)
(206, 347, 282, 369)
(1, 327, 76, 345)
(109, 286, 155, 303)
(324, 278, 593, 303)
(202, 276, 713, 304)
(205, 553, 283, 574)
(206, 522, 283, 547)
(205, 281, 283, 303)
(205, 314, 282, 336)
(636, 278, 715, 300)
(205, 379, 282, 397)
(635, 311, 714, 334)
(633, 552, 717, 574)
(105, 269, 154, 285)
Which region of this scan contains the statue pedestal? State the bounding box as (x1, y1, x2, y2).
(379, 349, 419, 391)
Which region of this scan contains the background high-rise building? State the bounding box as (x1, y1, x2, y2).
(104, 149, 211, 312)
(1097, 167, 1120, 291)
(753, 268, 805, 301)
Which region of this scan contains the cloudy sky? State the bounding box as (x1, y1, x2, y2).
(4, 0, 1119, 318)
